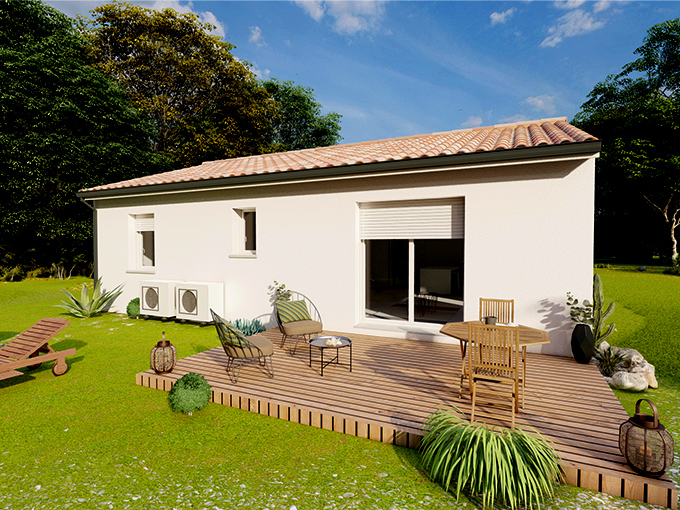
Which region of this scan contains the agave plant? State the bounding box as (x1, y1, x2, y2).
(420, 405, 561, 510)
(595, 346, 625, 377)
(56, 278, 124, 318)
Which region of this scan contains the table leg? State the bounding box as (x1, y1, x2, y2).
(320, 347, 324, 377)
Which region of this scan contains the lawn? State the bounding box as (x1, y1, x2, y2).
(0, 275, 677, 510)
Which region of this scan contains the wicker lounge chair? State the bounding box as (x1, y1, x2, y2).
(0, 318, 75, 381)
(211, 309, 274, 384)
(274, 291, 323, 354)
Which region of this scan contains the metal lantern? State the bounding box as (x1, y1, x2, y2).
(619, 399, 674, 477)
(150, 331, 177, 374)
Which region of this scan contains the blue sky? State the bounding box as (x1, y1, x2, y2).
(48, 1, 680, 144)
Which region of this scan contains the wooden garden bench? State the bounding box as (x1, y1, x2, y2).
(0, 318, 75, 381)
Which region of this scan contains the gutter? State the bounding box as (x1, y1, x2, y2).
(77, 140, 601, 201)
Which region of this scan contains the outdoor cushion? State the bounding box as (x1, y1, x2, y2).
(276, 300, 312, 323)
(217, 317, 248, 347)
(282, 319, 322, 336)
(243, 335, 274, 357)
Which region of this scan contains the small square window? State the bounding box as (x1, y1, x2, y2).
(232, 208, 256, 257)
(129, 213, 155, 270)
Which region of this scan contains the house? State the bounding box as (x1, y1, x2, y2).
(77, 117, 600, 357)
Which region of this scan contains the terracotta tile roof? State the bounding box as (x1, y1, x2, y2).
(80, 117, 597, 193)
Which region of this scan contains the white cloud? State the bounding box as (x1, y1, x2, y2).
(553, 0, 586, 9)
(540, 9, 605, 47)
(593, 0, 611, 13)
(294, 0, 386, 35)
(525, 95, 557, 114)
(151, 1, 226, 38)
(249, 26, 265, 47)
(250, 63, 271, 79)
(461, 116, 483, 128)
(490, 8, 516, 26)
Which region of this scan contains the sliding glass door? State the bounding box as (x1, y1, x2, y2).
(361, 198, 465, 325)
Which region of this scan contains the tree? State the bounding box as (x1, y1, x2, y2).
(262, 78, 342, 152)
(80, 1, 277, 167)
(574, 19, 680, 265)
(0, 0, 169, 271)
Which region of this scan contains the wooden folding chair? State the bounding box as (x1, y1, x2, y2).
(0, 318, 75, 381)
(468, 323, 521, 427)
(479, 297, 514, 324)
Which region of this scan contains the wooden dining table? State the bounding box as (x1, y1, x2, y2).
(439, 320, 551, 395)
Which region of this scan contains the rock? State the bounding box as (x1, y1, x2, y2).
(643, 373, 659, 389)
(617, 348, 644, 368)
(610, 371, 648, 391)
(630, 361, 655, 376)
(599, 340, 610, 352)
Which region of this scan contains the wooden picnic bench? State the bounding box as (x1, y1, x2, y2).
(0, 318, 76, 381)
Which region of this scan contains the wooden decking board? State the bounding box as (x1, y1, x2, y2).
(136, 329, 677, 509)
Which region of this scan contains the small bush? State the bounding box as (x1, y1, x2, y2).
(168, 372, 212, 415)
(421, 406, 560, 510)
(1, 265, 25, 282)
(662, 266, 680, 276)
(595, 346, 625, 376)
(231, 318, 266, 336)
(126, 297, 140, 318)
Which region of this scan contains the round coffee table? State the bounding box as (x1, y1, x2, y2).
(308, 336, 352, 376)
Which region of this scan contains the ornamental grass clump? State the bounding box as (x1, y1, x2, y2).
(56, 277, 124, 318)
(421, 406, 561, 510)
(168, 372, 212, 415)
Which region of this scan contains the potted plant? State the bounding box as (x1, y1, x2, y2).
(566, 273, 616, 364)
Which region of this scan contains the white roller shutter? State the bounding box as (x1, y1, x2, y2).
(135, 214, 154, 232)
(359, 198, 464, 240)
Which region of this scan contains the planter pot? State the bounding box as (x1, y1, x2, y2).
(571, 324, 594, 364)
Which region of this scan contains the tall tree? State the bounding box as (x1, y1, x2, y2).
(574, 18, 680, 265)
(262, 78, 342, 152)
(80, 1, 277, 167)
(0, 0, 169, 270)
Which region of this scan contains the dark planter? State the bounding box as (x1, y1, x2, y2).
(571, 324, 594, 364)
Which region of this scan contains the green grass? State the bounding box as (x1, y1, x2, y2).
(0, 276, 677, 509)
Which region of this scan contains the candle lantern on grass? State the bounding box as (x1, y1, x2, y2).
(150, 331, 177, 374)
(619, 399, 674, 477)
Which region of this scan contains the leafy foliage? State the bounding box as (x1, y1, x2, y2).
(567, 274, 616, 347)
(80, 1, 278, 168)
(595, 346, 626, 377)
(271, 280, 292, 302)
(126, 297, 140, 318)
(262, 78, 342, 152)
(168, 372, 211, 415)
(0, 0, 169, 270)
(56, 277, 124, 318)
(420, 406, 560, 510)
(231, 318, 266, 336)
(574, 18, 680, 265)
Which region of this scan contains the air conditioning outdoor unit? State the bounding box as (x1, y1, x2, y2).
(140, 280, 180, 318)
(176, 282, 224, 322)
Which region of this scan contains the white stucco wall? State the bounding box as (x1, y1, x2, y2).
(93, 154, 595, 357)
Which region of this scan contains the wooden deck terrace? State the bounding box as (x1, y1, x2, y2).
(136, 328, 678, 509)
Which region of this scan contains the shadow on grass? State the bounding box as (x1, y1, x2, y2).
(0, 330, 19, 342)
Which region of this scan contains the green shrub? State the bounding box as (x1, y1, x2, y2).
(168, 372, 212, 415)
(420, 406, 560, 510)
(126, 297, 140, 318)
(26, 267, 51, 278)
(1, 265, 25, 282)
(55, 277, 124, 318)
(595, 346, 625, 377)
(231, 318, 266, 336)
(662, 265, 680, 276)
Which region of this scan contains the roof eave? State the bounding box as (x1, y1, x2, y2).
(77, 140, 601, 200)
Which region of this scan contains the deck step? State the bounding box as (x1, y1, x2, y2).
(0, 370, 23, 381)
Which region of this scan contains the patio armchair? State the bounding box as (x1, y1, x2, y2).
(0, 318, 75, 381)
(479, 297, 515, 324)
(468, 323, 522, 427)
(210, 309, 274, 384)
(274, 291, 323, 354)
